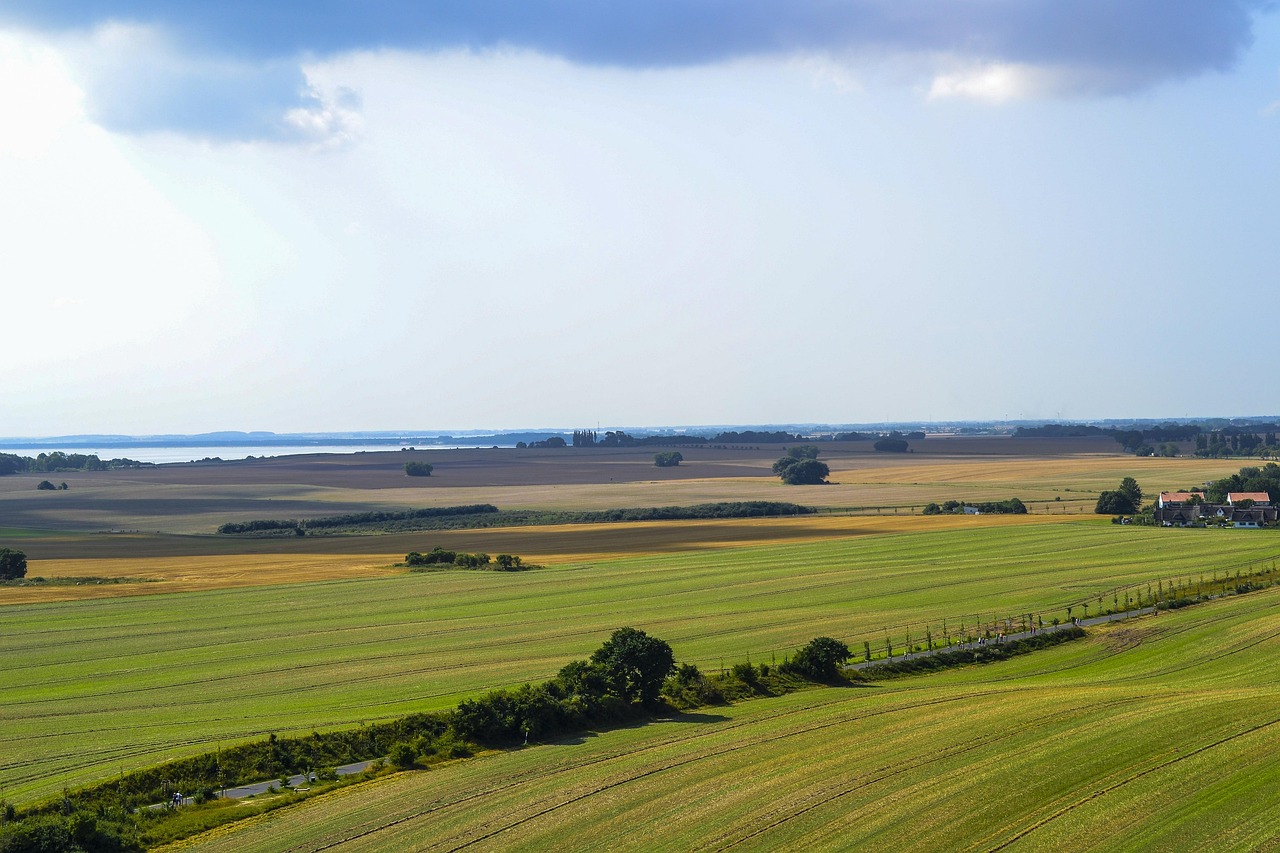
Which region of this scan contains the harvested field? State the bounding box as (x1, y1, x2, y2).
(0, 437, 1241, 535)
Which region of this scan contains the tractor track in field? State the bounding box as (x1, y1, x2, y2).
(268, 687, 1067, 852)
(436, 691, 1153, 851)
(700, 695, 1144, 852)
(242, 692, 875, 852)
(981, 714, 1280, 852)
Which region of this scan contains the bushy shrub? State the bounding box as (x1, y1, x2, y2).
(781, 637, 850, 681)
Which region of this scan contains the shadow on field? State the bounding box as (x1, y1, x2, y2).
(548, 732, 601, 747)
(660, 711, 733, 724)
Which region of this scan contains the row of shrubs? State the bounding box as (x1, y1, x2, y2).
(404, 549, 529, 570)
(923, 498, 1027, 515)
(216, 504, 500, 534)
(216, 502, 816, 535)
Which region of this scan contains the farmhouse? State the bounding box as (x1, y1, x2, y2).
(1154, 491, 1277, 528)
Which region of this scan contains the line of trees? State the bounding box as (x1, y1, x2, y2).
(216, 504, 499, 535)
(0, 451, 151, 475)
(405, 549, 529, 571)
(1191, 463, 1280, 504)
(923, 498, 1027, 515)
(218, 502, 818, 535)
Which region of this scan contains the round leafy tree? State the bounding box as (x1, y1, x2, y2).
(773, 456, 829, 485)
(784, 636, 851, 681)
(589, 627, 676, 706)
(0, 548, 27, 580)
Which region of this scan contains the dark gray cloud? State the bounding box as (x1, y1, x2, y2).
(2, 0, 1272, 137)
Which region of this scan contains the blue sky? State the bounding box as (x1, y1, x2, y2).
(1, 2, 1277, 433)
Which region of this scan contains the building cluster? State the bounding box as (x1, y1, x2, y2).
(1154, 491, 1277, 528)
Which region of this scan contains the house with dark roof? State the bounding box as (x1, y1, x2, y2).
(1153, 490, 1276, 527)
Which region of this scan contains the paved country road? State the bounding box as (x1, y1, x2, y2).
(151, 760, 375, 809)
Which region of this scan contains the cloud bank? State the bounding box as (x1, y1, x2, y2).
(0, 0, 1272, 138)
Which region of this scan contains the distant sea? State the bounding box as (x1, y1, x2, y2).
(0, 444, 498, 465)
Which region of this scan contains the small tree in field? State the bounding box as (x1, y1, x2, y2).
(772, 456, 830, 485)
(782, 637, 851, 681)
(653, 451, 683, 468)
(0, 548, 26, 580)
(404, 461, 433, 477)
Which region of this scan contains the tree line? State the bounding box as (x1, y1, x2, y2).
(216, 502, 816, 535)
(0, 452, 151, 475)
(923, 499, 1027, 515)
(216, 504, 499, 535)
(404, 549, 530, 571)
(1014, 421, 1280, 459)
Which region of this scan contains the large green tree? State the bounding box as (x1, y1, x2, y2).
(0, 548, 27, 580)
(1118, 477, 1142, 507)
(653, 451, 683, 468)
(773, 456, 829, 485)
(589, 627, 675, 706)
(1095, 477, 1142, 515)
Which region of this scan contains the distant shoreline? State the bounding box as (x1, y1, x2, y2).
(0, 444, 503, 465)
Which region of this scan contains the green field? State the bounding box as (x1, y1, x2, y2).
(4, 521, 1277, 805)
(169, 587, 1280, 852)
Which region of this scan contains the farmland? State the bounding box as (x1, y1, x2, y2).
(169, 585, 1280, 852)
(3, 437, 1277, 849)
(3, 520, 1277, 805)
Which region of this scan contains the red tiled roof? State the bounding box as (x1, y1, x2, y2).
(1228, 492, 1272, 504)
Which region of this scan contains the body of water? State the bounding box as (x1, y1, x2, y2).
(0, 444, 497, 465)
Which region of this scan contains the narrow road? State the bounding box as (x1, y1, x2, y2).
(150, 759, 375, 808)
(847, 607, 1156, 672)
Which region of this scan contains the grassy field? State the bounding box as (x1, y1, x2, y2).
(4, 520, 1278, 805)
(165, 586, 1280, 852)
(3, 514, 1082, 602)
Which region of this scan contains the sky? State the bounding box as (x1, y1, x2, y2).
(1, 1, 1278, 435)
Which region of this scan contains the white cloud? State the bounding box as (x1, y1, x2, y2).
(928, 62, 1041, 103)
(0, 31, 82, 157)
